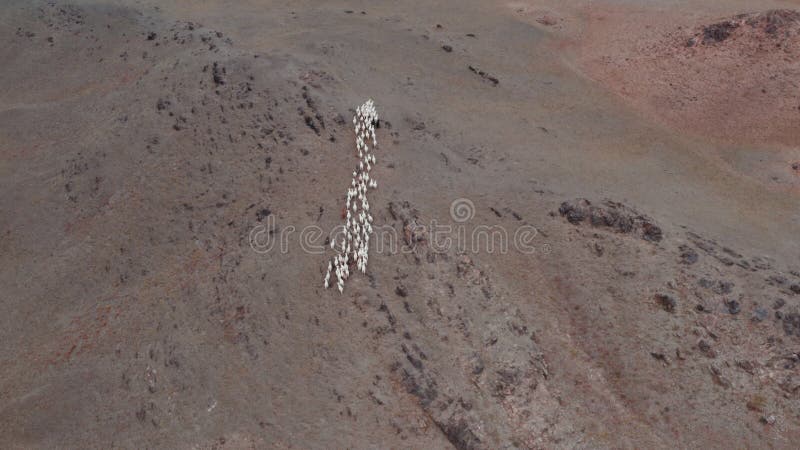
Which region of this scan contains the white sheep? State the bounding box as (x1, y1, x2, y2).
(323, 99, 380, 292)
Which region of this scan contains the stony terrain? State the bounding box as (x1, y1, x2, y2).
(1, 0, 799, 448)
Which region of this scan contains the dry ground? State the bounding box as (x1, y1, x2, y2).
(1, 0, 800, 448)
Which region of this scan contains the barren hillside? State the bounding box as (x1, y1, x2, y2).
(1, 1, 799, 448)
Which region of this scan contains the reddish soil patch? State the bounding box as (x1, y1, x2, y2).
(581, 9, 800, 147)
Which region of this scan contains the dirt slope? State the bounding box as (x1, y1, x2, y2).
(1, 0, 800, 448)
